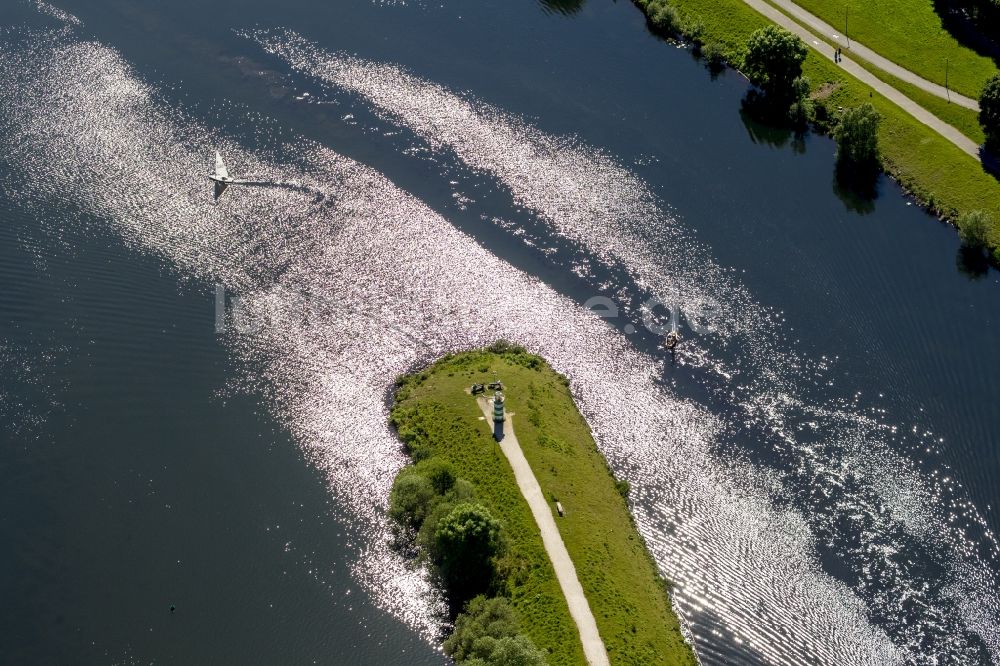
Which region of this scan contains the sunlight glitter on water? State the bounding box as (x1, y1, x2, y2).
(0, 15, 996, 664)
(243, 29, 1000, 663)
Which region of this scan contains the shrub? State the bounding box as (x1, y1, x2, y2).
(435, 502, 504, 594)
(980, 74, 1000, 152)
(685, 19, 705, 44)
(834, 104, 881, 166)
(788, 77, 814, 125)
(700, 41, 726, 69)
(449, 478, 477, 502)
(465, 635, 548, 666)
(743, 26, 808, 101)
(812, 100, 833, 133)
(649, 1, 684, 35)
(958, 210, 993, 248)
(487, 340, 546, 370)
(614, 478, 631, 500)
(391, 403, 459, 461)
(641, 0, 705, 41)
(487, 340, 527, 356)
(444, 596, 521, 661)
(445, 596, 547, 666)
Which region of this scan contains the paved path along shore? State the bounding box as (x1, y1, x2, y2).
(476, 398, 610, 666)
(739, 0, 981, 159)
(766, 0, 980, 111)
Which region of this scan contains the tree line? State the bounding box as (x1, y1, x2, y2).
(389, 436, 548, 665)
(745, 24, 997, 260)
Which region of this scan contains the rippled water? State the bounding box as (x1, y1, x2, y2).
(1, 2, 999, 664)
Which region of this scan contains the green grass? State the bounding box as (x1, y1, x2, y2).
(392, 346, 696, 666)
(860, 62, 986, 145)
(790, 0, 997, 99)
(633, 0, 1000, 252)
(776, 13, 987, 144)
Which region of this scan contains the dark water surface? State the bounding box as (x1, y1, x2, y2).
(1, 1, 998, 664)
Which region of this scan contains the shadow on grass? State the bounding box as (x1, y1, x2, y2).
(832, 161, 880, 215)
(931, 0, 1000, 65)
(980, 146, 1000, 184)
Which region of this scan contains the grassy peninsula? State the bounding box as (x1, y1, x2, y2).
(389, 343, 695, 666)
(634, 0, 1000, 257)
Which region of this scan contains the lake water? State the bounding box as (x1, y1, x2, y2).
(1, 1, 998, 664)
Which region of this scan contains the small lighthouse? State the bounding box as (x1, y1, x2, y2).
(492, 390, 506, 422)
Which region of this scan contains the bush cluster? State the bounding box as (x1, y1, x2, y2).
(390, 459, 547, 664)
(635, 0, 705, 43)
(390, 459, 495, 594)
(487, 340, 547, 371)
(444, 596, 547, 666)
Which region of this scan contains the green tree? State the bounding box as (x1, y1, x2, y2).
(389, 472, 436, 529)
(649, 1, 684, 35)
(958, 210, 993, 248)
(444, 596, 520, 661)
(743, 26, 808, 100)
(417, 457, 456, 495)
(466, 635, 548, 666)
(416, 478, 477, 555)
(418, 499, 455, 554)
(435, 503, 503, 593)
(834, 104, 881, 166)
(980, 74, 1000, 152)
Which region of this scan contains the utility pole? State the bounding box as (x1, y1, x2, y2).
(946, 58, 950, 102)
(845, 7, 851, 49)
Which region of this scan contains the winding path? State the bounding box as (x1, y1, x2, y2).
(738, 0, 982, 159)
(476, 397, 610, 666)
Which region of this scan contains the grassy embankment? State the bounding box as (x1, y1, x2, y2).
(635, 0, 1000, 255)
(391, 344, 696, 666)
(860, 65, 985, 144)
(788, 0, 997, 99)
(749, 0, 987, 144)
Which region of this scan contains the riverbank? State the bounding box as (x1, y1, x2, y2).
(390, 344, 696, 666)
(633, 0, 1000, 258)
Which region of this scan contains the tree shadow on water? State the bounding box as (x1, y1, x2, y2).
(691, 44, 727, 80)
(738, 101, 806, 153)
(956, 244, 991, 280)
(537, 0, 585, 16)
(831, 161, 879, 216)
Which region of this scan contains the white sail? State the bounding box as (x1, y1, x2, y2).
(214, 151, 228, 180)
